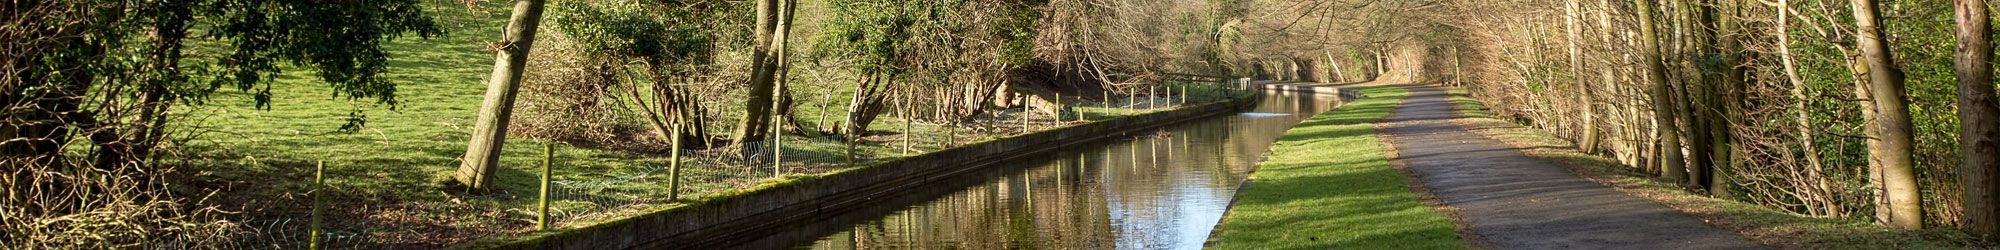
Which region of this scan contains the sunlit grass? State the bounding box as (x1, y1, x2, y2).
(163, 5, 1251, 247)
(1207, 86, 1465, 250)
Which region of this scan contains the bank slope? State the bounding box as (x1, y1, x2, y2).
(1207, 86, 1463, 250)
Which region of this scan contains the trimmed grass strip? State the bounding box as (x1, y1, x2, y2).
(1207, 86, 1464, 250)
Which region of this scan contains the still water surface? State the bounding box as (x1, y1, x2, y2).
(738, 90, 1338, 249)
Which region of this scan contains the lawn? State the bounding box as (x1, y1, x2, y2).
(1206, 86, 1465, 249)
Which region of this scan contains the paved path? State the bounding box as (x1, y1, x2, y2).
(1380, 85, 1764, 249)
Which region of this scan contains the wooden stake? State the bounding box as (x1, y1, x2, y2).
(310, 160, 324, 250)
(538, 144, 552, 230)
(668, 122, 682, 200)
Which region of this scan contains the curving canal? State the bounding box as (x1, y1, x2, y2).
(727, 89, 1340, 249)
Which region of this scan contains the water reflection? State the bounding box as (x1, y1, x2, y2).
(750, 90, 1337, 249)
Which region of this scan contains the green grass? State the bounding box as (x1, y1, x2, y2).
(1440, 87, 1985, 249)
(167, 6, 710, 245)
(160, 4, 1249, 247)
(1207, 86, 1465, 250)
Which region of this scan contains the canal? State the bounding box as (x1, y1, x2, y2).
(729, 88, 1340, 249)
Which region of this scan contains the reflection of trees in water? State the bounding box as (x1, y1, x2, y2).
(808, 93, 1337, 249)
(811, 154, 1117, 248)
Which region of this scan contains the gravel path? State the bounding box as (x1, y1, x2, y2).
(1380, 85, 1764, 250)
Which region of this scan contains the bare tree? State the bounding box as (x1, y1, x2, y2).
(1849, 0, 1922, 229)
(1635, 0, 1687, 183)
(1565, 0, 1600, 153)
(729, 0, 783, 146)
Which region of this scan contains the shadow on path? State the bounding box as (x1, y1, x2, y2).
(1381, 84, 1764, 249)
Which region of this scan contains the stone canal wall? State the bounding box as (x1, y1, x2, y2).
(456, 93, 1271, 250)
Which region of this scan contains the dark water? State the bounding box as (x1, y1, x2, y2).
(729, 90, 1339, 249)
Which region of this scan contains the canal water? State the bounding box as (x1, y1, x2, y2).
(732, 89, 1339, 249)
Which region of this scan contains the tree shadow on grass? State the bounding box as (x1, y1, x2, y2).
(1218, 164, 1461, 249)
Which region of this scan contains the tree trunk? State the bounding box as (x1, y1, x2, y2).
(1327, 50, 1345, 82)
(455, 0, 549, 191)
(1301, 57, 1316, 82)
(1452, 46, 1463, 87)
(1376, 45, 1391, 76)
(730, 0, 781, 146)
(1565, 0, 1600, 154)
(1671, 0, 1717, 191)
(1704, 0, 1743, 198)
(1594, 0, 1629, 159)
(1635, 0, 1686, 183)
(771, 0, 796, 139)
(1778, 0, 1834, 216)
(842, 74, 889, 139)
(1957, 0, 2000, 238)
(1851, 0, 1922, 229)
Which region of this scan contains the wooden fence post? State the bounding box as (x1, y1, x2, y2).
(1020, 100, 1030, 132)
(772, 112, 783, 178)
(310, 160, 324, 250)
(902, 112, 912, 155)
(538, 144, 552, 230)
(668, 122, 682, 201)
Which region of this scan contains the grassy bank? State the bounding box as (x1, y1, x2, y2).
(163, 3, 1242, 248)
(1207, 86, 1464, 249)
(1441, 88, 1983, 249)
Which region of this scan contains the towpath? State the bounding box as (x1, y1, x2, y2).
(1380, 84, 1763, 249)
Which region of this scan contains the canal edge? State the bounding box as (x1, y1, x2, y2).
(450, 89, 1264, 250)
(1201, 84, 1363, 248)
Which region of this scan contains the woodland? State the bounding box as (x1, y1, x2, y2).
(5, 0, 2000, 247)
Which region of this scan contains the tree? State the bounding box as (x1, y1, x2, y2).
(1672, 0, 1717, 192)
(547, 0, 718, 147)
(1775, 0, 1836, 216)
(1634, 0, 1686, 183)
(454, 0, 551, 191)
(1705, 0, 1744, 197)
(729, 0, 784, 146)
(3, 0, 441, 245)
(818, 0, 902, 139)
(1564, 0, 1599, 154)
(1849, 0, 1921, 229)
(2, 0, 441, 168)
(1956, 0, 2000, 238)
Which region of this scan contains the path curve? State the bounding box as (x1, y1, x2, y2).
(1380, 85, 1763, 249)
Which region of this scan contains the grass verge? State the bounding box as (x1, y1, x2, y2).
(1206, 86, 1465, 250)
(1441, 87, 1984, 249)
